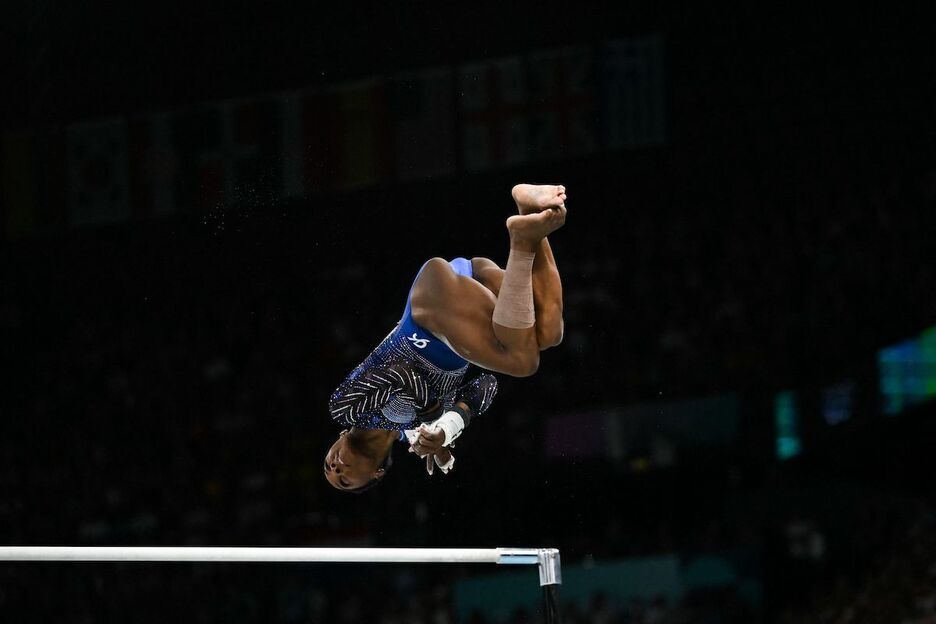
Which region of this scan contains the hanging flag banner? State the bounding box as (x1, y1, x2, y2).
(2, 131, 38, 236)
(527, 45, 599, 160)
(6, 34, 667, 239)
(391, 67, 456, 181)
(66, 118, 130, 226)
(458, 56, 530, 171)
(171, 106, 224, 213)
(602, 35, 667, 149)
(171, 99, 283, 213)
(128, 112, 177, 219)
(299, 79, 394, 193)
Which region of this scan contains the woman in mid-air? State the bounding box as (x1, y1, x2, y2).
(324, 184, 567, 492)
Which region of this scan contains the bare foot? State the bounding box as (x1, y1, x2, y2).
(506, 206, 567, 251)
(511, 184, 567, 215)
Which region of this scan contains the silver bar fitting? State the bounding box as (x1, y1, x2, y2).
(537, 548, 562, 586)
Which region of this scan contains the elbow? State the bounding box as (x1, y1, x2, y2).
(328, 391, 352, 426)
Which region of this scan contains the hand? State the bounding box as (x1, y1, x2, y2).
(425, 447, 454, 475)
(409, 423, 446, 456)
(407, 424, 454, 475)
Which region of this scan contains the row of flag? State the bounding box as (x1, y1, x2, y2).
(2, 36, 665, 236)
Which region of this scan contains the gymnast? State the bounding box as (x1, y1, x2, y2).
(324, 184, 567, 492)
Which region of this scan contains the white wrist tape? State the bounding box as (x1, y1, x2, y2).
(434, 410, 465, 447)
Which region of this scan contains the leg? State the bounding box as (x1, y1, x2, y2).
(410, 185, 567, 377)
(473, 189, 565, 349)
(473, 246, 563, 350)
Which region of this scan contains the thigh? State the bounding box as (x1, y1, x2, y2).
(411, 259, 531, 375)
(471, 257, 504, 297)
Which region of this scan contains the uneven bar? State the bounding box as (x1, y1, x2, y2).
(0, 546, 563, 622)
(0, 546, 531, 564)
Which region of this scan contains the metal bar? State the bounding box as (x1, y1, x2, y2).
(0, 546, 544, 565)
(542, 584, 562, 624)
(0, 545, 563, 618)
(537, 548, 562, 586)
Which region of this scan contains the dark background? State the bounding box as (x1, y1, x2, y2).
(3, 3, 936, 623)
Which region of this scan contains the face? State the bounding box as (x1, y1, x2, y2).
(323, 430, 385, 492)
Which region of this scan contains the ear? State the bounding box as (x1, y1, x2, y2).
(375, 467, 386, 478)
(339, 429, 349, 437)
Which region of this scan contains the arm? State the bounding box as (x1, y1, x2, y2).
(329, 363, 428, 430)
(409, 373, 498, 456)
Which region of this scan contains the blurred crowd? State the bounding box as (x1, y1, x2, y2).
(1, 135, 935, 622)
(778, 501, 936, 624)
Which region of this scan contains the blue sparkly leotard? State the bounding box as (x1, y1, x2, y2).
(329, 258, 497, 433)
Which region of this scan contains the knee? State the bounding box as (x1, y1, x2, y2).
(512, 352, 540, 378)
(537, 309, 564, 349)
(537, 322, 563, 350)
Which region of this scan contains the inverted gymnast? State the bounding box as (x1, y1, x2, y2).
(324, 184, 567, 492)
